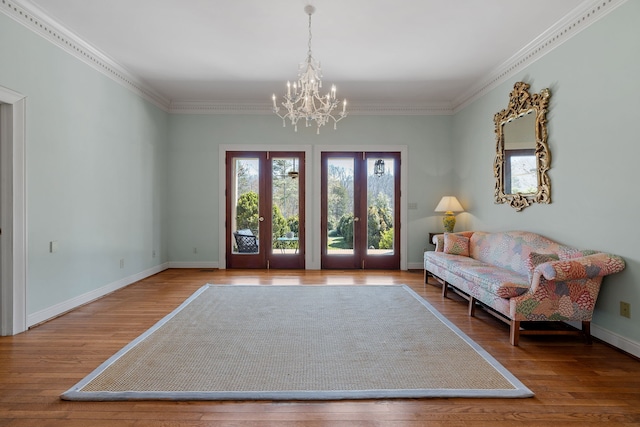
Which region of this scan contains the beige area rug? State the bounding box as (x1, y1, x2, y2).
(61, 285, 533, 400)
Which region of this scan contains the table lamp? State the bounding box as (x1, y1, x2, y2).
(434, 196, 464, 233)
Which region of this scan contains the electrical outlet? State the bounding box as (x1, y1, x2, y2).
(620, 301, 631, 318)
(193, 247, 198, 254)
(152, 250, 156, 258)
(120, 258, 125, 269)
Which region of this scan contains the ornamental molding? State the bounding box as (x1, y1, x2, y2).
(2, 0, 628, 116)
(453, 0, 628, 112)
(1, 0, 170, 111)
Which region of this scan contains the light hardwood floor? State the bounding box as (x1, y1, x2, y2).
(1, 269, 639, 426)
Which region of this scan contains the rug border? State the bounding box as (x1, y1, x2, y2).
(61, 284, 533, 401)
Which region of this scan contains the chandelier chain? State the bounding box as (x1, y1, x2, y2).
(307, 12, 313, 58)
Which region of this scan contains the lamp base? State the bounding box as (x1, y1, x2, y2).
(442, 214, 456, 233)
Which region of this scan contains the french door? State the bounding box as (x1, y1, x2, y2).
(226, 151, 305, 269)
(321, 152, 400, 269)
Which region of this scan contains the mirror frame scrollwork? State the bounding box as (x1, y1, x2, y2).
(494, 82, 551, 211)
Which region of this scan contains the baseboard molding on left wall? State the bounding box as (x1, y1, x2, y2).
(27, 263, 170, 328)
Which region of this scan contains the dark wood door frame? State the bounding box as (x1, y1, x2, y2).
(225, 151, 305, 269)
(220, 145, 407, 270)
(320, 151, 401, 270)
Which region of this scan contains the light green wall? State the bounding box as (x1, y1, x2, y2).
(452, 1, 640, 342)
(2, 0, 637, 349)
(0, 13, 169, 314)
(167, 113, 454, 266)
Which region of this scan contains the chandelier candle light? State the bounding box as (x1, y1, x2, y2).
(434, 196, 465, 233)
(272, 4, 347, 134)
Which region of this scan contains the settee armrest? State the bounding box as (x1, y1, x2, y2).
(514, 252, 626, 323)
(433, 234, 444, 252)
(533, 253, 625, 287)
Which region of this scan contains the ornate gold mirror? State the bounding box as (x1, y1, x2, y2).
(494, 82, 551, 211)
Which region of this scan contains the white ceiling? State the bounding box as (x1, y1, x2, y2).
(17, 0, 593, 110)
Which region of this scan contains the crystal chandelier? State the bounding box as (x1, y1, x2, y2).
(272, 4, 347, 134)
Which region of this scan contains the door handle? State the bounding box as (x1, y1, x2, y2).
(259, 216, 265, 222)
(354, 217, 360, 222)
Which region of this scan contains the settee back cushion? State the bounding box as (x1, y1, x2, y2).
(469, 231, 581, 277)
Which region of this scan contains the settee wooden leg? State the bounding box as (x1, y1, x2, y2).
(510, 320, 520, 346)
(468, 297, 476, 317)
(583, 321, 592, 344)
(441, 281, 448, 298)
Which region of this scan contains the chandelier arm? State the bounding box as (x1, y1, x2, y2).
(272, 4, 347, 134)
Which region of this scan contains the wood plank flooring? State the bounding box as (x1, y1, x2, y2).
(1, 269, 639, 426)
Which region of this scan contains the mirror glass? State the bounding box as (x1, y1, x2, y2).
(503, 111, 536, 194)
(494, 82, 551, 211)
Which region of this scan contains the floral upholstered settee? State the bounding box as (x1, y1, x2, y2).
(424, 231, 626, 345)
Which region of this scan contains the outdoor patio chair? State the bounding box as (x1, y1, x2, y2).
(233, 229, 258, 253)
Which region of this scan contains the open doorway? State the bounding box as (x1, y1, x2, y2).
(0, 86, 27, 336)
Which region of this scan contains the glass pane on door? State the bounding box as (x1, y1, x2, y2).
(367, 157, 395, 256)
(231, 157, 260, 254)
(271, 157, 300, 255)
(326, 157, 355, 255)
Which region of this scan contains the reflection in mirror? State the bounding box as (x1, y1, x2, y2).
(505, 149, 536, 194)
(503, 111, 536, 194)
(494, 82, 551, 211)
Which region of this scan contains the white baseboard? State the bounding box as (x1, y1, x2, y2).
(167, 262, 219, 269)
(27, 263, 170, 327)
(564, 320, 639, 359)
(407, 262, 424, 270)
(591, 324, 640, 359)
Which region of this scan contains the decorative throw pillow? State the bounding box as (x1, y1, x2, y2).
(526, 252, 559, 282)
(443, 233, 470, 257)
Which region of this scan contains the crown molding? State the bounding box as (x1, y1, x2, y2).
(453, 0, 628, 112)
(2, 0, 628, 116)
(342, 104, 454, 116)
(1, 0, 170, 111)
(169, 101, 271, 115)
(169, 100, 454, 116)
